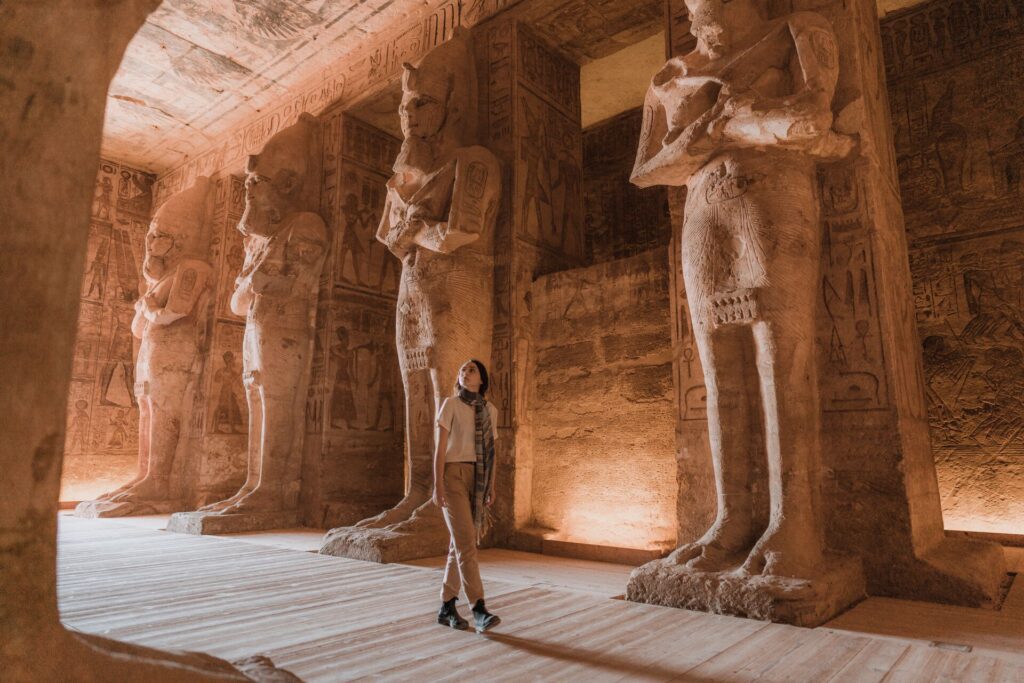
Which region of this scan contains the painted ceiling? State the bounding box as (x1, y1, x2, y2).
(102, 0, 931, 174)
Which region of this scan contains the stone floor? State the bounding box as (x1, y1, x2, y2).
(58, 515, 1023, 681)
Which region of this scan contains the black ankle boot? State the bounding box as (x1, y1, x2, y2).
(472, 599, 500, 633)
(437, 597, 468, 630)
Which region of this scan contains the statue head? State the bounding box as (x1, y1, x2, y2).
(240, 113, 321, 238)
(394, 28, 477, 174)
(685, 0, 767, 59)
(144, 176, 211, 284)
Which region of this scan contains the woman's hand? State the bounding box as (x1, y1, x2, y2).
(485, 490, 495, 508)
(432, 486, 447, 509)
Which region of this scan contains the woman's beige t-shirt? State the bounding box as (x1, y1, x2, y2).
(436, 397, 499, 463)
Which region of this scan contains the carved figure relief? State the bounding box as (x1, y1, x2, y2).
(61, 160, 155, 503)
(75, 177, 214, 517)
(884, 0, 1024, 531)
(197, 113, 329, 519)
(631, 0, 854, 581)
(321, 29, 501, 557)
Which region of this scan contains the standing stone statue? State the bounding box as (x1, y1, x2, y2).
(321, 29, 501, 562)
(627, 0, 863, 623)
(169, 114, 328, 535)
(76, 177, 213, 518)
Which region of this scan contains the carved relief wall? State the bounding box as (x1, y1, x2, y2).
(529, 250, 677, 553)
(883, 0, 1024, 534)
(61, 160, 155, 503)
(302, 112, 405, 528)
(582, 108, 670, 264)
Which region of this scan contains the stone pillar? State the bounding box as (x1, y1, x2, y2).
(301, 111, 406, 529)
(473, 18, 585, 543)
(632, 0, 1005, 626)
(0, 1, 292, 679)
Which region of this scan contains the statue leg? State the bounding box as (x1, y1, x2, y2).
(223, 386, 301, 513)
(94, 393, 150, 501)
(199, 379, 262, 512)
(742, 300, 824, 578)
(670, 322, 756, 570)
(355, 368, 433, 528)
(109, 381, 189, 503)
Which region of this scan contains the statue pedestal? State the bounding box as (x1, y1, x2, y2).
(627, 554, 865, 628)
(74, 499, 184, 519)
(166, 509, 299, 535)
(319, 515, 449, 563)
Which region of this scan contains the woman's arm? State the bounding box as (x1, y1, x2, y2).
(432, 426, 449, 508)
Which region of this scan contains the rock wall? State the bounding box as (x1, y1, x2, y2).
(528, 249, 676, 551)
(61, 160, 155, 503)
(882, 0, 1024, 534)
(583, 108, 670, 264)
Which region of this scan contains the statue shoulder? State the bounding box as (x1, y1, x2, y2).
(288, 211, 329, 245)
(786, 11, 836, 39)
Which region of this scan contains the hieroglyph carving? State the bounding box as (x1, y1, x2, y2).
(631, 0, 854, 581)
(76, 178, 213, 517)
(195, 114, 328, 520)
(321, 29, 501, 561)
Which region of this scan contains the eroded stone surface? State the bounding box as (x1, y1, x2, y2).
(320, 29, 502, 563)
(627, 554, 866, 628)
(170, 113, 329, 535)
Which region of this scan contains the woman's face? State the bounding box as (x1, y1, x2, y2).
(458, 361, 482, 392)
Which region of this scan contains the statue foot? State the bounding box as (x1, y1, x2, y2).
(92, 477, 144, 502)
(740, 522, 823, 579)
(220, 488, 283, 515)
(198, 491, 249, 513)
(382, 500, 443, 534)
(106, 476, 169, 504)
(669, 515, 754, 572)
(354, 494, 425, 529)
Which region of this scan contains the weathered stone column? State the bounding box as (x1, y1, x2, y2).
(472, 17, 586, 545)
(628, 0, 1005, 627)
(301, 112, 406, 529)
(0, 1, 293, 679)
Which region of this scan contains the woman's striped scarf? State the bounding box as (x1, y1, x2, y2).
(457, 388, 495, 541)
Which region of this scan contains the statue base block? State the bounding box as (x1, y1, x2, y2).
(319, 523, 449, 563)
(626, 554, 865, 627)
(166, 510, 299, 535)
(74, 499, 184, 519)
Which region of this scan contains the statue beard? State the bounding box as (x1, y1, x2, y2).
(393, 134, 451, 177)
(239, 200, 283, 238)
(142, 256, 166, 285)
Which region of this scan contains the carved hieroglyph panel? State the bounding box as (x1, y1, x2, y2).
(323, 298, 402, 434)
(332, 166, 400, 296)
(583, 108, 670, 264)
(61, 159, 155, 502)
(515, 89, 584, 265)
(205, 321, 247, 436)
(817, 164, 890, 413)
(883, 0, 1024, 530)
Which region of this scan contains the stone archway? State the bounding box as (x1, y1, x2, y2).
(0, 2, 291, 679)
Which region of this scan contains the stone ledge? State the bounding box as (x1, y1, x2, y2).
(167, 510, 299, 535)
(626, 554, 866, 628)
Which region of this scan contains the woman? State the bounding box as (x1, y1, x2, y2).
(432, 359, 501, 633)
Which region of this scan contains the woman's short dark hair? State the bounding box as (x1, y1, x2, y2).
(456, 358, 490, 397)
